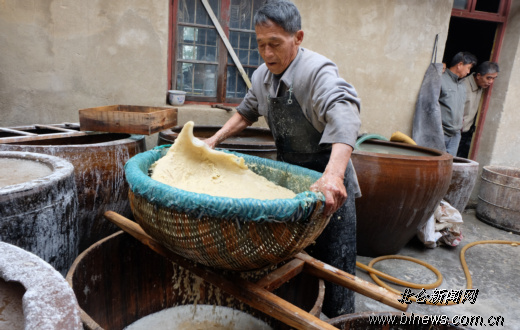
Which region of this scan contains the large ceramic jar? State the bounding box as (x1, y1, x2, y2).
(352, 139, 453, 257)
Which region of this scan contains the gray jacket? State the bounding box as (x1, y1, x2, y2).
(237, 47, 361, 149)
(439, 70, 467, 136)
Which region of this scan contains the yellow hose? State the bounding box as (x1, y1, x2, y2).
(356, 240, 519, 306)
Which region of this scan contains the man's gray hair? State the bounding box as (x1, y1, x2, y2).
(476, 61, 499, 75)
(254, 0, 301, 34)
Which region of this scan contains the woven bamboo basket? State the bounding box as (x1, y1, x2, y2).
(125, 146, 331, 271)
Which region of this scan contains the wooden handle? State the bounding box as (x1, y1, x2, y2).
(103, 211, 338, 330)
(295, 253, 408, 312)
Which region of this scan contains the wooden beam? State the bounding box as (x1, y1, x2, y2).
(0, 127, 37, 136)
(35, 124, 79, 132)
(256, 258, 305, 291)
(296, 253, 408, 312)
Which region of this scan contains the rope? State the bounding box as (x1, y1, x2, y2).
(357, 240, 519, 306)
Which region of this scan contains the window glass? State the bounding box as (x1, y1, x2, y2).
(178, 0, 219, 25)
(475, 0, 501, 13)
(226, 66, 256, 99)
(177, 27, 218, 62)
(176, 0, 220, 97)
(230, 0, 262, 29)
(453, 0, 469, 9)
(174, 0, 263, 102)
(228, 31, 262, 66)
(177, 62, 218, 97)
(226, 0, 264, 99)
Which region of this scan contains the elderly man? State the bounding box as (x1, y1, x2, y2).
(439, 51, 478, 156)
(457, 61, 499, 158)
(204, 0, 361, 317)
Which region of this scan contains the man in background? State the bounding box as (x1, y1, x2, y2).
(457, 61, 499, 158)
(439, 52, 478, 156)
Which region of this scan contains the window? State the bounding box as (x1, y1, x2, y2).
(451, 0, 508, 22)
(171, 0, 264, 104)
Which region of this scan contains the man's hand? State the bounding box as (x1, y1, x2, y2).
(310, 143, 353, 216)
(310, 172, 347, 216)
(203, 112, 251, 149)
(203, 135, 219, 149)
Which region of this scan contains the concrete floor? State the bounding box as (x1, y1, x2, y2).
(353, 208, 520, 329)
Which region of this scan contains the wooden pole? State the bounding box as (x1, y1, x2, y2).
(296, 253, 408, 312)
(201, 0, 252, 89)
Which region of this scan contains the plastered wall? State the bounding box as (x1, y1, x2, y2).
(470, 1, 520, 203)
(0, 1, 170, 126)
(477, 1, 520, 169)
(295, 0, 452, 138)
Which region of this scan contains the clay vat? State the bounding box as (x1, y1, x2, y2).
(0, 133, 146, 252)
(0, 242, 82, 329)
(0, 151, 78, 275)
(476, 165, 520, 234)
(352, 140, 453, 257)
(158, 125, 277, 160)
(327, 312, 470, 329)
(67, 231, 325, 330)
(443, 157, 479, 213)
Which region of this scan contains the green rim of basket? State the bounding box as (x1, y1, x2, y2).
(124, 146, 325, 223)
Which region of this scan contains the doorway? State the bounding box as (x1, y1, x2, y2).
(442, 17, 497, 69)
(442, 17, 498, 158)
(442, 0, 511, 160)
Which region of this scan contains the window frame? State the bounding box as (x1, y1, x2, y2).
(451, 0, 508, 22)
(168, 0, 260, 105)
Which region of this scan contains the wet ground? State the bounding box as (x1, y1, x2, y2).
(352, 208, 520, 329)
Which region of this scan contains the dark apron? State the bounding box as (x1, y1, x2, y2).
(266, 86, 357, 317)
(267, 87, 331, 172)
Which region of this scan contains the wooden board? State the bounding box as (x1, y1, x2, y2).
(79, 105, 178, 135)
(0, 123, 91, 144)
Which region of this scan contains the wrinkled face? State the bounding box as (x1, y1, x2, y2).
(255, 21, 303, 75)
(454, 62, 474, 78)
(475, 72, 498, 89)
